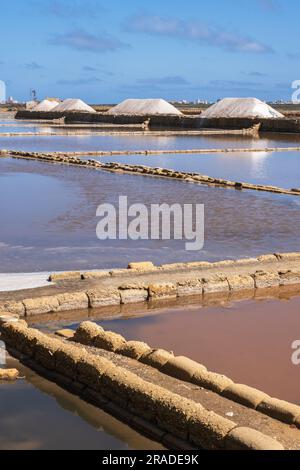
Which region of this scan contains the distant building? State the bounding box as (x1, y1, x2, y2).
(6, 96, 18, 104)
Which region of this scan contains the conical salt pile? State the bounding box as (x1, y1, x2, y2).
(201, 98, 284, 119)
(33, 99, 60, 112)
(52, 99, 96, 113)
(107, 99, 182, 115)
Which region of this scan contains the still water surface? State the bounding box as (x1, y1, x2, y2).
(1, 157, 300, 272)
(0, 355, 162, 450)
(99, 150, 300, 189)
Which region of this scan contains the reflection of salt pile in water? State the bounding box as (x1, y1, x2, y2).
(33, 99, 60, 111)
(107, 99, 182, 115)
(52, 99, 96, 113)
(201, 98, 284, 119)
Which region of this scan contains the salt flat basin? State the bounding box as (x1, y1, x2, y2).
(0, 270, 107, 292)
(34, 292, 300, 405)
(0, 272, 50, 292)
(2, 131, 300, 153)
(97, 150, 300, 190)
(0, 354, 161, 450)
(1, 157, 300, 273)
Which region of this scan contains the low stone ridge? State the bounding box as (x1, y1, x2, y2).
(116, 341, 152, 360)
(73, 321, 104, 344)
(148, 282, 177, 300)
(119, 287, 148, 304)
(56, 292, 89, 311)
(2, 252, 300, 317)
(140, 349, 174, 369)
(257, 397, 300, 424)
(225, 427, 284, 451)
(87, 288, 121, 307)
(49, 271, 81, 282)
(6, 150, 300, 197)
(162, 356, 206, 382)
(127, 261, 156, 271)
(222, 384, 269, 409)
(192, 370, 234, 394)
(0, 319, 287, 450)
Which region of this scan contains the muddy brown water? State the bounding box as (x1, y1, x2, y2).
(0, 354, 163, 450)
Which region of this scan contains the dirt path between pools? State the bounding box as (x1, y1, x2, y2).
(1, 254, 300, 309)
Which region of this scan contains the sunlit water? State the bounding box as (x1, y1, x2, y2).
(96, 150, 300, 189)
(1, 131, 300, 152)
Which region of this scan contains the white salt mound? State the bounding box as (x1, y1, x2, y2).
(201, 98, 284, 119)
(33, 99, 60, 112)
(107, 99, 182, 116)
(52, 99, 96, 113)
(26, 100, 38, 110)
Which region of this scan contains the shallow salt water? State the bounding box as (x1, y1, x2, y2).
(0, 355, 161, 450)
(1, 131, 300, 153)
(97, 150, 300, 189)
(1, 157, 300, 272)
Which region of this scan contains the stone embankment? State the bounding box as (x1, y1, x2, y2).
(1, 253, 300, 318)
(68, 321, 300, 431)
(1, 317, 299, 450)
(72, 321, 300, 430)
(2, 150, 300, 196)
(14, 109, 300, 133)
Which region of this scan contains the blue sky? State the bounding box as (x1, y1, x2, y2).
(1, 0, 299, 103)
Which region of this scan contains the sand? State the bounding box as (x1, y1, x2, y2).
(33, 99, 60, 112)
(107, 99, 182, 115)
(52, 99, 96, 113)
(201, 98, 284, 119)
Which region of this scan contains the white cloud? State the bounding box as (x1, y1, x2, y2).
(125, 14, 273, 54)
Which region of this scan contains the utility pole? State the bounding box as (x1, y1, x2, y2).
(30, 89, 37, 101)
